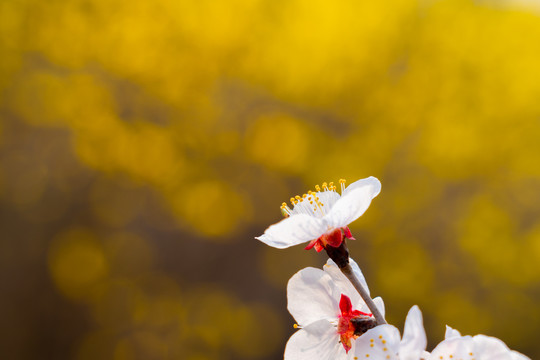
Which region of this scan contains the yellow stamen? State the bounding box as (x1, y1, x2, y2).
(281, 179, 346, 215)
(340, 178, 346, 193)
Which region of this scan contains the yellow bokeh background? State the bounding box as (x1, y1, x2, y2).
(2, 0, 540, 358)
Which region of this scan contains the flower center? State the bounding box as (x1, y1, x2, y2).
(280, 179, 347, 218)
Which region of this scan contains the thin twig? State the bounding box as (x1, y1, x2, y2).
(340, 264, 387, 325)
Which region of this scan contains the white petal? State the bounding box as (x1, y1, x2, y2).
(372, 296, 386, 318)
(445, 325, 461, 339)
(473, 335, 525, 360)
(342, 176, 382, 197)
(284, 319, 347, 360)
(432, 332, 530, 360)
(287, 267, 339, 326)
(256, 214, 326, 249)
(325, 178, 381, 228)
(352, 324, 401, 360)
(399, 305, 427, 360)
(511, 350, 532, 360)
(431, 335, 475, 359)
(323, 258, 370, 309)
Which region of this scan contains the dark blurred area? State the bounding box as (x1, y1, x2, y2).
(2, 0, 540, 359)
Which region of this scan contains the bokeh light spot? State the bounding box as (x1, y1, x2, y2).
(376, 241, 434, 301)
(245, 114, 310, 173)
(171, 180, 249, 238)
(48, 228, 108, 299)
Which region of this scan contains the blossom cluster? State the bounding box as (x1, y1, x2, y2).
(256, 177, 530, 360)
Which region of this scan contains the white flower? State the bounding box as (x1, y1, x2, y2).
(285, 259, 427, 360)
(429, 326, 530, 360)
(256, 177, 381, 251)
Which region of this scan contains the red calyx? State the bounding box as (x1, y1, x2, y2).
(343, 226, 356, 241)
(337, 294, 373, 353)
(304, 227, 344, 252)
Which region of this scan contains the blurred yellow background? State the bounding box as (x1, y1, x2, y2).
(1, 0, 540, 358)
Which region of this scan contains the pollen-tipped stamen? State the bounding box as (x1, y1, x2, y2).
(281, 202, 292, 217)
(282, 179, 347, 217)
(339, 179, 346, 194)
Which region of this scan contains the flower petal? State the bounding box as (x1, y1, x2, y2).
(372, 296, 385, 318)
(284, 319, 347, 360)
(325, 177, 381, 229)
(342, 176, 382, 197)
(287, 267, 339, 326)
(512, 350, 532, 360)
(431, 335, 475, 360)
(399, 305, 427, 360)
(433, 332, 531, 360)
(445, 325, 462, 339)
(256, 214, 326, 249)
(352, 324, 401, 359)
(473, 335, 530, 360)
(323, 258, 370, 309)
